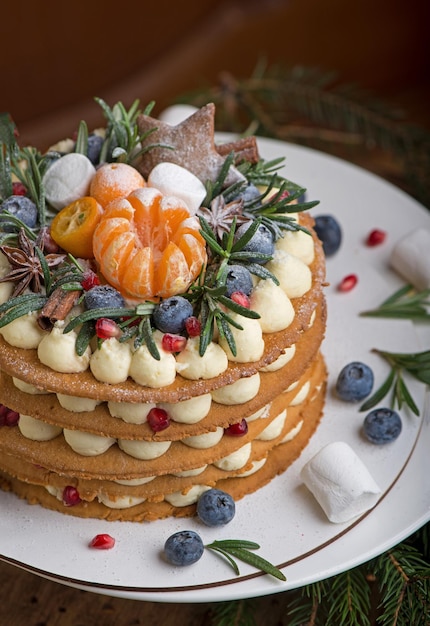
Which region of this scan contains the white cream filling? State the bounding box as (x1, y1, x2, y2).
(257, 409, 287, 441)
(159, 393, 212, 424)
(238, 456, 267, 477)
(281, 419, 303, 443)
(129, 332, 176, 388)
(266, 249, 312, 298)
(38, 324, 91, 373)
(217, 314, 265, 363)
(250, 280, 295, 333)
(18, 414, 62, 441)
(164, 484, 211, 507)
(211, 373, 260, 405)
(97, 493, 146, 509)
(175, 336, 228, 380)
(260, 344, 296, 372)
(63, 428, 115, 456)
(118, 438, 171, 460)
(275, 228, 315, 265)
(13, 377, 50, 395)
(182, 426, 224, 449)
(290, 381, 310, 406)
(246, 403, 271, 422)
(108, 400, 156, 425)
(213, 442, 252, 471)
(0, 310, 46, 349)
(114, 476, 155, 485)
(90, 338, 132, 384)
(172, 465, 208, 477)
(0, 281, 14, 304)
(57, 394, 100, 413)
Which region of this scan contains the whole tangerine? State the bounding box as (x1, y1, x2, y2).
(90, 162, 146, 208)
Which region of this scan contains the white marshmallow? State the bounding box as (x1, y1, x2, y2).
(42, 153, 96, 210)
(390, 228, 430, 290)
(148, 162, 206, 214)
(301, 441, 381, 523)
(158, 104, 199, 125)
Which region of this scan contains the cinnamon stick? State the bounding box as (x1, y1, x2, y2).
(37, 287, 81, 330)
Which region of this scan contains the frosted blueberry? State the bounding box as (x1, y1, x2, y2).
(225, 264, 253, 297)
(196, 488, 236, 527)
(363, 408, 402, 444)
(0, 195, 37, 231)
(152, 296, 193, 334)
(336, 362, 374, 402)
(164, 530, 204, 566)
(84, 285, 125, 310)
(314, 214, 342, 257)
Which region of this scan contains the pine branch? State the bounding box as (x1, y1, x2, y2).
(209, 599, 257, 626)
(178, 64, 430, 208)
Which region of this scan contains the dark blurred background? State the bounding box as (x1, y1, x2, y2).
(1, 0, 429, 148)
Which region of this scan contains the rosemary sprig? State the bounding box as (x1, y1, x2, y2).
(206, 539, 286, 581)
(361, 284, 430, 321)
(360, 348, 430, 415)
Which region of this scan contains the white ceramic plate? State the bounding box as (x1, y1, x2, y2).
(1, 137, 429, 603)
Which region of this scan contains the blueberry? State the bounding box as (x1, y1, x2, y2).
(152, 296, 193, 334)
(335, 362, 374, 402)
(234, 221, 275, 264)
(225, 264, 253, 297)
(84, 285, 125, 310)
(196, 488, 235, 527)
(238, 183, 261, 204)
(85, 134, 104, 165)
(163, 530, 204, 566)
(0, 195, 37, 231)
(314, 214, 342, 257)
(363, 408, 402, 444)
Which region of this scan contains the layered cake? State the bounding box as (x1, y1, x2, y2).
(0, 101, 327, 521)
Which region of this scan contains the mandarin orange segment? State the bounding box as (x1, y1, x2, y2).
(92, 188, 207, 300)
(155, 242, 191, 297)
(90, 162, 146, 208)
(121, 247, 154, 299)
(50, 196, 103, 258)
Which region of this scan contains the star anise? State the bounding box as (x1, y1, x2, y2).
(0, 228, 66, 297)
(197, 195, 248, 241)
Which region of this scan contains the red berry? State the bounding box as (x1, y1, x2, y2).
(40, 227, 62, 254)
(366, 229, 386, 246)
(89, 533, 116, 550)
(161, 333, 187, 352)
(0, 404, 19, 427)
(225, 419, 248, 436)
(338, 274, 358, 292)
(62, 486, 81, 506)
(95, 318, 121, 340)
(147, 407, 170, 432)
(185, 316, 201, 337)
(230, 291, 250, 308)
(12, 181, 27, 196)
(81, 269, 101, 291)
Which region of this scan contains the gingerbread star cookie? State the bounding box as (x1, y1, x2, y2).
(136, 103, 246, 186)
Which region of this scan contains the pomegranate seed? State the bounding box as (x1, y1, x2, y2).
(338, 274, 358, 292)
(225, 419, 248, 436)
(230, 291, 250, 308)
(12, 181, 27, 196)
(147, 407, 170, 432)
(89, 533, 116, 550)
(366, 229, 387, 246)
(62, 486, 81, 506)
(95, 318, 121, 340)
(161, 333, 187, 352)
(185, 316, 201, 337)
(81, 269, 101, 290)
(0, 404, 19, 427)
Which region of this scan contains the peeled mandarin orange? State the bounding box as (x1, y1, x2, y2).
(89, 162, 146, 208)
(92, 187, 207, 300)
(50, 196, 103, 258)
